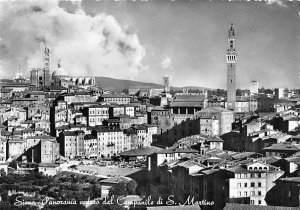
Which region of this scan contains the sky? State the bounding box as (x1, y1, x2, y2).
(0, 0, 299, 89)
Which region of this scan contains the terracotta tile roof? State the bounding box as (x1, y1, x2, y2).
(223, 203, 299, 210)
(263, 143, 300, 151)
(197, 107, 233, 113)
(170, 101, 203, 107)
(279, 177, 300, 183)
(146, 205, 201, 210)
(118, 146, 163, 156)
(157, 148, 198, 154)
(231, 152, 261, 160)
(206, 136, 223, 142)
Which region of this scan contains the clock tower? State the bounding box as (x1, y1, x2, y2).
(226, 23, 237, 111)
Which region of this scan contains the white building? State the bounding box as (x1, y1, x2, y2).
(200, 116, 219, 136)
(250, 80, 259, 95)
(228, 162, 284, 206)
(275, 88, 284, 99)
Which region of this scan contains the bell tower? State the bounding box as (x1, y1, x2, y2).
(226, 23, 237, 111)
(43, 42, 51, 71)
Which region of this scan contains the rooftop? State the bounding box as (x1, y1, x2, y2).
(101, 94, 131, 98)
(231, 152, 261, 160)
(263, 143, 300, 151)
(170, 101, 203, 108)
(223, 203, 299, 210)
(157, 148, 198, 154)
(196, 107, 233, 114)
(118, 146, 163, 157)
(279, 177, 300, 183)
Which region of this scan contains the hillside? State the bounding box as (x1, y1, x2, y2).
(95, 77, 163, 91)
(95, 77, 211, 91)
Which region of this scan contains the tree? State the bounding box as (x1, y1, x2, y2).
(0, 168, 6, 177)
(9, 160, 18, 169)
(108, 182, 128, 198)
(236, 89, 242, 96)
(103, 203, 126, 210)
(126, 180, 138, 195)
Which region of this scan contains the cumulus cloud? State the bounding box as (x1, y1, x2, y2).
(161, 55, 172, 69)
(0, 0, 146, 79)
(265, 0, 287, 8)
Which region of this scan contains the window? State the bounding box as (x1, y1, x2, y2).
(250, 200, 254, 205)
(237, 183, 241, 188)
(258, 174, 261, 178)
(244, 191, 248, 196)
(251, 183, 255, 187)
(251, 174, 255, 178)
(251, 191, 255, 196)
(258, 191, 261, 196)
(244, 183, 247, 187)
(238, 191, 241, 197)
(258, 182, 261, 187)
(258, 200, 261, 205)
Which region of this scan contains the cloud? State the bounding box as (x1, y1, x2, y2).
(265, 0, 287, 8)
(0, 0, 146, 79)
(161, 55, 172, 69)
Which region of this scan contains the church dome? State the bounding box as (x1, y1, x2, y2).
(52, 60, 68, 77)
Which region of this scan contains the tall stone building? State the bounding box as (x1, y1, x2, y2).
(250, 80, 259, 95)
(226, 23, 237, 110)
(163, 76, 170, 93)
(30, 45, 51, 87)
(43, 43, 51, 71)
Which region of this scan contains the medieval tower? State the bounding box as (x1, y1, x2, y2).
(226, 23, 237, 110)
(43, 43, 51, 71)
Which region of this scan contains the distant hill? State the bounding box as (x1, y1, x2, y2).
(95, 77, 163, 91)
(95, 77, 212, 91)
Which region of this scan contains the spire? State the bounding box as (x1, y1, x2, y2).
(43, 42, 51, 71)
(14, 65, 24, 80)
(17, 65, 21, 74)
(58, 59, 61, 68)
(227, 23, 236, 52)
(228, 23, 235, 38)
(44, 42, 50, 54)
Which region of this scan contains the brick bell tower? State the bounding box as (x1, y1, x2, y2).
(226, 23, 237, 111)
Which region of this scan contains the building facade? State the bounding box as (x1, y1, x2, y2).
(228, 162, 284, 206)
(196, 107, 234, 135)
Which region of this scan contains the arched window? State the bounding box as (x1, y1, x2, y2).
(254, 167, 257, 170)
(249, 167, 252, 170)
(259, 167, 262, 170)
